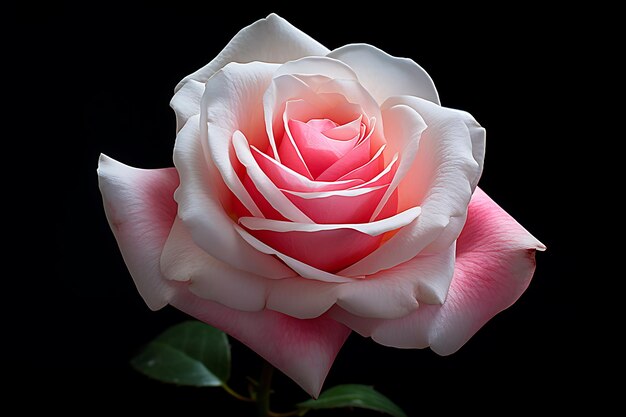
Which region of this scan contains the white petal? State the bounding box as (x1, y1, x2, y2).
(160, 218, 268, 312)
(327, 43, 440, 105)
(200, 62, 280, 217)
(232, 130, 312, 223)
(369, 104, 427, 220)
(173, 115, 295, 279)
(340, 97, 483, 276)
(336, 245, 456, 319)
(175, 14, 328, 93)
(170, 79, 204, 132)
(239, 206, 421, 236)
(274, 56, 358, 80)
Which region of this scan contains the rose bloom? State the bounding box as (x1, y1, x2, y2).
(98, 14, 544, 396)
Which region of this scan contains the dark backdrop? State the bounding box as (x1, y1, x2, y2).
(16, 3, 581, 414)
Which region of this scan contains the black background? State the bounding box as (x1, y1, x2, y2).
(15, 2, 583, 414)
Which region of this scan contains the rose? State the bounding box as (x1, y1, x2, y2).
(98, 14, 544, 397)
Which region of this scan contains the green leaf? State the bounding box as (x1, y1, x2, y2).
(298, 384, 407, 417)
(131, 321, 230, 387)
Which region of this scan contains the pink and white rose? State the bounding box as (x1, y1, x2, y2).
(98, 14, 545, 397)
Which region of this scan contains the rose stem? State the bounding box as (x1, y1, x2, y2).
(256, 360, 274, 417)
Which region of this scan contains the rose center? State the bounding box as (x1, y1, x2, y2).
(279, 116, 366, 179)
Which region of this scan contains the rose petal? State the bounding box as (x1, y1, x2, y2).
(173, 116, 295, 279)
(287, 118, 361, 178)
(337, 143, 385, 182)
(316, 121, 377, 181)
(330, 188, 545, 354)
(282, 185, 387, 224)
(238, 206, 420, 274)
(251, 145, 364, 192)
(340, 98, 483, 276)
(265, 74, 384, 164)
(170, 290, 350, 398)
(170, 79, 204, 132)
(233, 130, 313, 223)
(97, 155, 179, 310)
(368, 104, 426, 220)
(160, 218, 268, 311)
(175, 14, 328, 93)
(234, 226, 355, 283)
(327, 43, 440, 105)
(273, 56, 358, 80)
(164, 208, 448, 323)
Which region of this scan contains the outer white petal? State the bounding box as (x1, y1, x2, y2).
(160, 218, 268, 312)
(328, 43, 440, 105)
(171, 14, 328, 133)
(175, 14, 329, 93)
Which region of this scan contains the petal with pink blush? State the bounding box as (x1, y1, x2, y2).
(239, 206, 420, 274)
(316, 127, 375, 182)
(264, 74, 383, 162)
(327, 43, 440, 105)
(251, 146, 364, 192)
(340, 97, 482, 276)
(97, 155, 179, 310)
(175, 14, 329, 93)
(173, 116, 295, 279)
(170, 290, 350, 398)
(330, 188, 545, 354)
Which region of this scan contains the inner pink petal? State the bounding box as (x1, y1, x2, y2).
(288, 119, 360, 178)
(251, 146, 365, 192)
(316, 129, 373, 182)
(337, 144, 386, 182)
(246, 228, 384, 273)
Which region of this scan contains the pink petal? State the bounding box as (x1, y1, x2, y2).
(264, 74, 384, 165)
(314, 128, 373, 181)
(327, 43, 440, 105)
(337, 143, 385, 182)
(330, 188, 545, 354)
(288, 118, 361, 178)
(97, 155, 179, 310)
(252, 145, 364, 192)
(170, 290, 350, 398)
